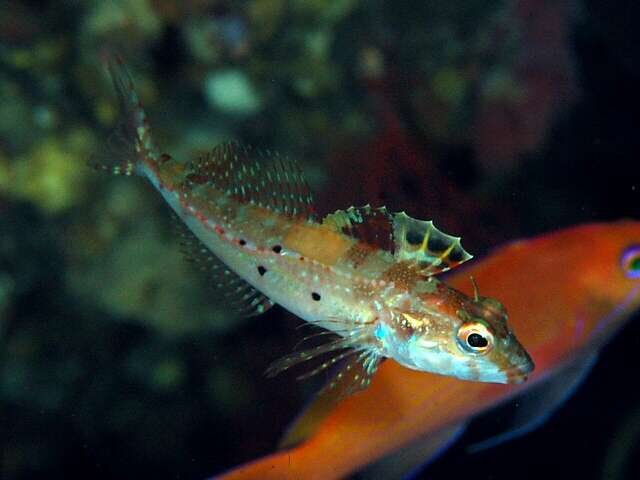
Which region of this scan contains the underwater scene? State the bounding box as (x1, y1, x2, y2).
(2, 0, 640, 479)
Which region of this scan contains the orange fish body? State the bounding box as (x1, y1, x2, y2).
(219, 221, 640, 479)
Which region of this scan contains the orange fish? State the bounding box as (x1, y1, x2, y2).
(218, 221, 640, 479)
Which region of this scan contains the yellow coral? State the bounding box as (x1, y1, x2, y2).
(2, 129, 95, 214)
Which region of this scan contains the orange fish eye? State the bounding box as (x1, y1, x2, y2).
(456, 322, 494, 354)
(621, 245, 640, 279)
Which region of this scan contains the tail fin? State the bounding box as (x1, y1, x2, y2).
(91, 53, 158, 176)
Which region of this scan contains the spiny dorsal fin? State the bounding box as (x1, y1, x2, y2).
(393, 212, 473, 275)
(185, 141, 316, 220)
(323, 205, 395, 251)
(323, 206, 472, 275)
(173, 215, 274, 317)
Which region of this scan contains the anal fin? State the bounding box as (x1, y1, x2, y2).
(173, 215, 274, 317)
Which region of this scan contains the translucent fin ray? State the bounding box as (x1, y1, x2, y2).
(265, 333, 362, 378)
(323, 205, 472, 275)
(184, 141, 316, 220)
(277, 349, 383, 450)
(91, 53, 156, 176)
(173, 215, 274, 317)
(265, 323, 379, 383)
(321, 349, 383, 398)
(323, 205, 395, 252)
(393, 212, 473, 275)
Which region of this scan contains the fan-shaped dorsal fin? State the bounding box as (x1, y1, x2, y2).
(323, 206, 473, 275)
(392, 212, 473, 275)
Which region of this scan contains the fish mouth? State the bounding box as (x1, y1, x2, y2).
(506, 355, 535, 384)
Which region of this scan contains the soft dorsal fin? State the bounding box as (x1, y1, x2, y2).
(185, 141, 316, 220)
(173, 215, 274, 317)
(323, 206, 472, 275)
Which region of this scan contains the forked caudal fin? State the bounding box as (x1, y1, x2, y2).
(90, 53, 159, 176)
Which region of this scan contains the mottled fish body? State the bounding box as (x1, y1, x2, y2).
(94, 55, 534, 393)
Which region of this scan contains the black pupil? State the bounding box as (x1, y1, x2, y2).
(467, 333, 488, 348)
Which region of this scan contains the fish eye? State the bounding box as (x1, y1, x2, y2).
(621, 245, 640, 279)
(456, 322, 493, 354)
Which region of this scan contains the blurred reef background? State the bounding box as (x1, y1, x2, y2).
(1, 0, 639, 479)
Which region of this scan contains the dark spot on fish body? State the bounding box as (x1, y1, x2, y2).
(257, 266, 267, 276)
(239, 239, 246, 246)
(311, 292, 321, 301)
(272, 245, 282, 253)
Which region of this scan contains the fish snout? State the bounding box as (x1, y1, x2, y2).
(506, 349, 535, 384)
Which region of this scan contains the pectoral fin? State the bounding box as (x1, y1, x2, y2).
(467, 353, 598, 453)
(278, 343, 383, 449)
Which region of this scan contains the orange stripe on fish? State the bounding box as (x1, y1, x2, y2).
(283, 223, 354, 266)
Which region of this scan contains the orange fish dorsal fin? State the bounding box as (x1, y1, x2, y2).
(185, 141, 316, 220)
(323, 206, 473, 275)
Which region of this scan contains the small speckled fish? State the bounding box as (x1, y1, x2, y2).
(94, 55, 534, 394)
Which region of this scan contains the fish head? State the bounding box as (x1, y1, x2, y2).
(566, 222, 640, 342)
(380, 280, 534, 384)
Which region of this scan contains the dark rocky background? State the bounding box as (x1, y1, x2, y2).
(1, 0, 638, 478)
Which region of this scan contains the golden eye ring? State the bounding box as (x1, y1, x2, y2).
(456, 322, 494, 354)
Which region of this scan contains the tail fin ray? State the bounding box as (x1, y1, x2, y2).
(90, 53, 157, 176)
